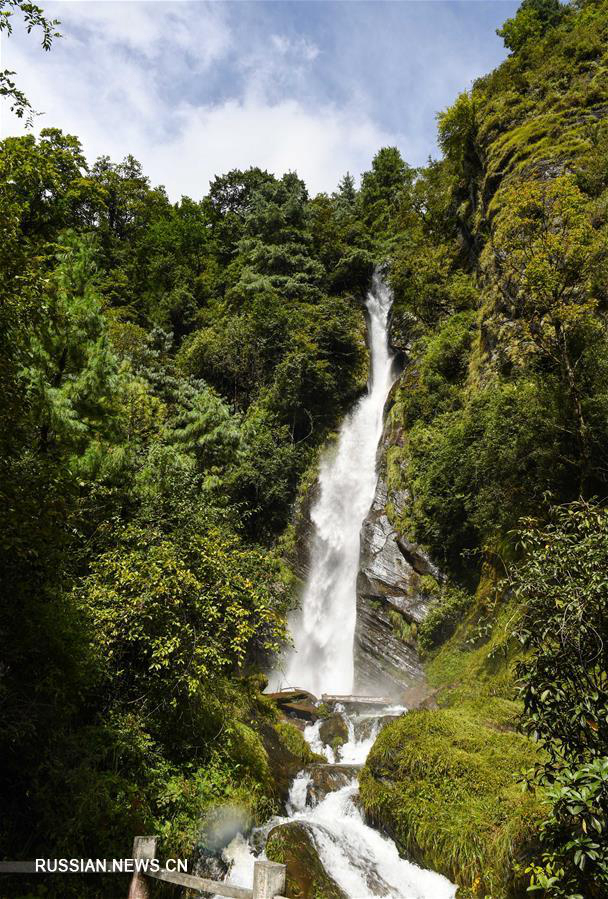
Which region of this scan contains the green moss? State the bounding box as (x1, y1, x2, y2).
(388, 607, 416, 643)
(417, 585, 473, 655)
(360, 707, 542, 898)
(418, 573, 439, 595)
(274, 721, 320, 766)
(425, 573, 526, 719)
(266, 822, 347, 899)
(228, 722, 273, 788)
(318, 713, 349, 750)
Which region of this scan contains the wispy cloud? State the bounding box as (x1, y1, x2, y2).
(1, 1, 516, 200)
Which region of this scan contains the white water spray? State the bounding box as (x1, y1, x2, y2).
(218, 706, 455, 899)
(214, 273, 456, 898)
(278, 272, 397, 695)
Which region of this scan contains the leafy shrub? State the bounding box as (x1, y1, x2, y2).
(418, 586, 473, 653)
(399, 309, 476, 426)
(512, 501, 608, 895)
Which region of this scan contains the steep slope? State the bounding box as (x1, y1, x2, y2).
(359, 1, 608, 895)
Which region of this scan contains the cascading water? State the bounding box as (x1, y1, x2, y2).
(217, 703, 456, 899)
(273, 271, 398, 695)
(214, 273, 456, 898)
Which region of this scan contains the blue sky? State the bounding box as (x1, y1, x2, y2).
(1, 1, 519, 200)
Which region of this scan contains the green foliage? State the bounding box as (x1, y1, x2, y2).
(497, 0, 566, 54)
(525, 758, 608, 897)
(358, 146, 413, 236)
(511, 502, 608, 894)
(3, 1, 608, 892)
(170, 384, 241, 475)
(22, 231, 120, 458)
(274, 722, 319, 765)
(405, 377, 569, 567)
(487, 175, 608, 482)
(397, 310, 476, 426)
(85, 524, 286, 699)
(0, 0, 61, 121)
(0, 116, 374, 893)
(417, 586, 473, 654)
(437, 91, 482, 176)
(513, 502, 608, 762)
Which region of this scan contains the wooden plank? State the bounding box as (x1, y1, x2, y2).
(252, 860, 286, 898)
(149, 867, 253, 898)
(321, 694, 391, 705)
(128, 836, 157, 899)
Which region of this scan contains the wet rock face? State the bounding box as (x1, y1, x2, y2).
(307, 764, 360, 804)
(318, 713, 348, 750)
(358, 477, 438, 624)
(354, 594, 424, 699)
(265, 822, 347, 899)
(353, 714, 401, 742)
(355, 466, 441, 699)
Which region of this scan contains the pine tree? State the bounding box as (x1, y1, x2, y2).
(22, 230, 119, 456)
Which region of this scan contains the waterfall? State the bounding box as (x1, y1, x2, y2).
(215, 272, 457, 898)
(276, 271, 397, 695)
(218, 703, 456, 899)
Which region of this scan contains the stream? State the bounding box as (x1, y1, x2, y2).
(214, 273, 456, 898)
(218, 702, 455, 898)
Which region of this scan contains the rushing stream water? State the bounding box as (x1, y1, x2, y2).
(217, 703, 455, 898)
(214, 274, 456, 898)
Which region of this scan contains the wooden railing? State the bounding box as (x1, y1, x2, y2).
(127, 836, 287, 899)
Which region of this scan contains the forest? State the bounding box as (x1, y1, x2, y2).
(1, 0, 608, 896)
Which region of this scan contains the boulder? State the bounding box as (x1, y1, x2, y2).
(256, 720, 318, 801)
(265, 822, 347, 899)
(318, 713, 348, 751)
(307, 764, 359, 804)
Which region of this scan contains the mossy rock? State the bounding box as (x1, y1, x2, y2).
(359, 708, 543, 898)
(265, 822, 347, 899)
(318, 713, 348, 749)
(257, 721, 322, 801)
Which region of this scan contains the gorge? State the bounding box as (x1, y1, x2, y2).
(212, 273, 456, 897)
(3, 3, 608, 896)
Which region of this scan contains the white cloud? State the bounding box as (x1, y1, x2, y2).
(270, 33, 320, 62)
(1, 1, 402, 199)
(48, 0, 230, 65)
(152, 96, 401, 198)
(0, 1, 512, 201)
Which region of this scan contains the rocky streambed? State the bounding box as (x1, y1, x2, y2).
(211, 696, 456, 899)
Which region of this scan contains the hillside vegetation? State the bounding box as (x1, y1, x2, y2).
(0, 129, 378, 895)
(359, 1, 608, 896)
(1, 1, 608, 897)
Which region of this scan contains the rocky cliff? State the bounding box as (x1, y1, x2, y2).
(354, 396, 441, 700)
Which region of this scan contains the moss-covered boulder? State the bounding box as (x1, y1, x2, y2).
(318, 713, 348, 753)
(265, 822, 347, 899)
(257, 721, 322, 801)
(359, 708, 543, 898)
